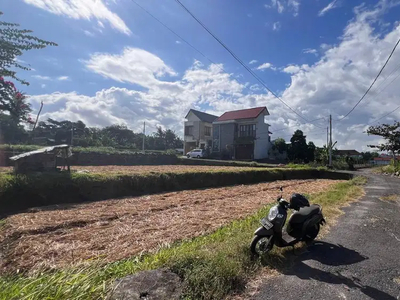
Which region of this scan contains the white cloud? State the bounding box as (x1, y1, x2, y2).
(270, 0, 284, 13)
(41, 84, 46, 88)
(249, 60, 258, 65)
(58, 76, 70, 81)
(84, 47, 178, 89)
(266, 0, 300, 16)
(84, 30, 95, 37)
(288, 0, 300, 16)
(303, 48, 318, 56)
(318, 0, 339, 17)
(32, 75, 51, 81)
(282, 65, 301, 74)
(257, 62, 274, 70)
(27, 1, 400, 151)
(23, 0, 131, 35)
(273, 22, 281, 31)
(175, 40, 182, 44)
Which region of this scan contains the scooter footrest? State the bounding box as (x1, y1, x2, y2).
(282, 233, 297, 245)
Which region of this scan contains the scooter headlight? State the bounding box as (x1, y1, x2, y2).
(268, 205, 279, 221)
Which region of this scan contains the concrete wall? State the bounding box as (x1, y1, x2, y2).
(254, 114, 271, 160)
(219, 123, 235, 153)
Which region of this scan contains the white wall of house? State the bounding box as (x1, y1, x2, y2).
(184, 111, 213, 154)
(254, 114, 271, 160)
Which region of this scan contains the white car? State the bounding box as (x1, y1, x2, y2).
(187, 149, 206, 158)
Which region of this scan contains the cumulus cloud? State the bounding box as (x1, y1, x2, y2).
(84, 47, 178, 89)
(58, 76, 70, 81)
(282, 65, 301, 74)
(28, 1, 400, 150)
(249, 60, 258, 65)
(318, 0, 339, 17)
(23, 0, 131, 35)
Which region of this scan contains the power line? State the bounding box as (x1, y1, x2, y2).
(129, 0, 218, 68)
(272, 117, 326, 132)
(369, 105, 400, 125)
(174, 0, 323, 128)
(274, 129, 326, 140)
(337, 37, 400, 121)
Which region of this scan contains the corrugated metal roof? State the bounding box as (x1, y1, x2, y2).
(9, 144, 70, 161)
(215, 107, 268, 122)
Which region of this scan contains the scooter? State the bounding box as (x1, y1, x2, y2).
(250, 186, 326, 256)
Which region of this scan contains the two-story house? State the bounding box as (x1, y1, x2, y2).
(212, 107, 272, 160)
(184, 109, 218, 154)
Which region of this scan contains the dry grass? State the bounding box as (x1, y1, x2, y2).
(0, 179, 341, 273)
(379, 194, 399, 202)
(0, 165, 266, 174)
(72, 165, 265, 174)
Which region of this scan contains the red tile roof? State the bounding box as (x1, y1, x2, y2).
(374, 157, 400, 161)
(215, 107, 268, 122)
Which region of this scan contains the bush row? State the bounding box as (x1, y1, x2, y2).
(0, 169, 352, 215)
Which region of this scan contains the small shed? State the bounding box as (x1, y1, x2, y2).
(9, 144, 72, 174)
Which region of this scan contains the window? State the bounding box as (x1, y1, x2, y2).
(185, 126, 193, 136)
(239, 124, 256, 137)
(204, 126, 211, 136)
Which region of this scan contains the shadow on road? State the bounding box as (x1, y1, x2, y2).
(283, 241, 396, 300)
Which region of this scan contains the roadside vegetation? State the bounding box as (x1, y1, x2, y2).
(0, 176, 365, 300)
(373, 160, 400, 174)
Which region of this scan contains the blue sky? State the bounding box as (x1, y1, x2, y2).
(2, 0, 400, 150)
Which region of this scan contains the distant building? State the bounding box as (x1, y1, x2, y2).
(212, 107, 272, 160)
(184, 109, 218, 155)
(373, 156, 400, 165)
(335, 150, 362, 159)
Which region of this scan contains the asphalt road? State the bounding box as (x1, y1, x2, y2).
(253, 170, 400, 300)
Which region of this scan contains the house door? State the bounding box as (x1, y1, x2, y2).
(235, 144, 254, 160)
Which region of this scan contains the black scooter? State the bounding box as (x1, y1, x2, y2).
(250, 186, 326, 256)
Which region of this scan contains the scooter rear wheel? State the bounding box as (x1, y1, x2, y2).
(304, 224, 320, 242)
(250, 235, 274, 256)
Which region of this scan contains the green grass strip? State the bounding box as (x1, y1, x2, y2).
(0, 177, 365, 300)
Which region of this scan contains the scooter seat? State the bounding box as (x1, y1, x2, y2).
(290, 204, 320, 223)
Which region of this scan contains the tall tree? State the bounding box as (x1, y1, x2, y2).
(0, 11, 57, 85)
(288, 130, 308, 162)
(307, 141, 316, 162)
(367, 121, 400, 159)
(273, 138, 287, 154)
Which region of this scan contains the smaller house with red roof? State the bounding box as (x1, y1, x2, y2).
(212, 107, 272, 160)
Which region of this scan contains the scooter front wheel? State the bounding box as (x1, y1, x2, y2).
(250, 235, 274, 256)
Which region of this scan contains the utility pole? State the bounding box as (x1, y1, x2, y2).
(142, 121, 146, 152)
(329, 114, 332, 167)
(71, 126, 74, 146)
(326, 126, 329, 147)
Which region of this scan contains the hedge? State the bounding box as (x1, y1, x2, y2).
(0, 169, 352, 216)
